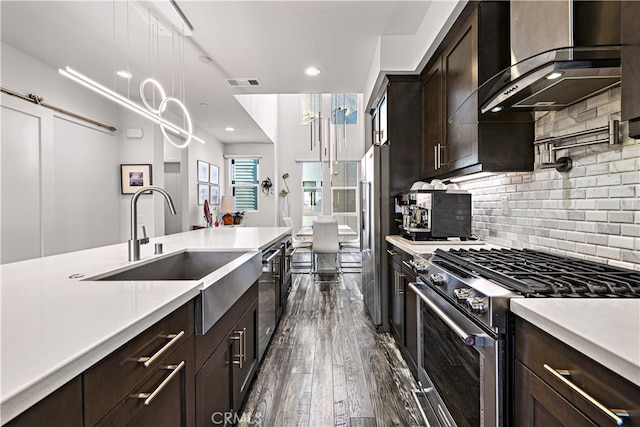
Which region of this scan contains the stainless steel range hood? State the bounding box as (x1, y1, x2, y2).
(480, 0, 621, 115)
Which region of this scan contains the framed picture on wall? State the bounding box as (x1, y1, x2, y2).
(198, 183, 209, 205)
(209, 164, 219, 185)
(197, 160, 209, 182)
(210, 185, 219, 205)
(121, 164, 152, 194)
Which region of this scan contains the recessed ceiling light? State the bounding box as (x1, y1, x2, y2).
(116, 70, 132, 79)
(490, 106, 503, 113)
(200, 102, 208, 107)
(198, 55, 212, 64)
(546, 72, 563, 80)
(225, 127, 235, 132)
(305, 66, 321, 77)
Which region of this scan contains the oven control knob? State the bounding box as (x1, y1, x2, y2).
(466, 297, 488, 314)
(453, 288, 476, 302)
(429, 273, 447, 287)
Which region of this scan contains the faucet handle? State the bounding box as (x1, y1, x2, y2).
(140, 225, 150, 245)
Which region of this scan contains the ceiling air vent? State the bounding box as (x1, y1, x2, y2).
(226, 78, 261, 88)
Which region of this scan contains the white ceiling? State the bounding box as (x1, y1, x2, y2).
(1, 1, 433, 144)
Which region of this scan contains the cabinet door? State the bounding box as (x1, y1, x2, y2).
(422, 57, 443, 178)
(388, 254, 404, 345)
(443, 10, 478, 172)
(6, 377, 83, 427)
(196, 341, 233, 427)
(515, 360, 597, 427)
(378, 95, 388, 145)
(404, 282, 419, 377)
(232, 300, 258, 409)
(97, 335, 195, 427)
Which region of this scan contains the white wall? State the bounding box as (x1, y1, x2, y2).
(1, 43, 121, 263)
(1, 42, 226, 262)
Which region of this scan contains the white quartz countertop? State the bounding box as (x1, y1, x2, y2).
(385, 235, 494, 255)
(511, 299, 640, 387)
(0, 226, 291, 424)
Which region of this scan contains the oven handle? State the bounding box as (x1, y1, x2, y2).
(410, 282, 491, 347)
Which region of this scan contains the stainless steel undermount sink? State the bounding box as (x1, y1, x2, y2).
(88, 250, 263, 335)
(94, 251, 244, 281)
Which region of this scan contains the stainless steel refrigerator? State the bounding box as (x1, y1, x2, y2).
(360, 144, 390, 330)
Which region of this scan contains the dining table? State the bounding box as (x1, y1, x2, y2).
(296, 224, 358, 239)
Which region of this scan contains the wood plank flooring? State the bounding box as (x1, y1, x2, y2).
(238, 264, 424, 427)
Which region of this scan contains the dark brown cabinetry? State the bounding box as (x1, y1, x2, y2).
(195, 282, 258, 427)
(84, 301, 195, 426)
(6, 377, 83, 427)
(421, 2, 534, 179)
(621, 1, 640, 138)
(387, 243, 418, 378)
(387, 244, 405, 344)
(371, 76, 422, 196)
(515, 317, 640, 426)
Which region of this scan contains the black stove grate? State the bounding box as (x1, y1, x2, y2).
(435, 248, 640, 297)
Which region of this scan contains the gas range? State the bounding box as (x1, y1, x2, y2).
(413, 248, 640, 333)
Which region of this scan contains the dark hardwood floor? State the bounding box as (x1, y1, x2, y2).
(239, 254, 424, 426)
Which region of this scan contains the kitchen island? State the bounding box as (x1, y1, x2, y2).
(0, 226, 291, 424)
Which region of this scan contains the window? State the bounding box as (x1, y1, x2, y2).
(331, 162, 359, 231)
(301, 162, 323, 226)
(300, 161, 359, 232)
(230, 158, 259, 211)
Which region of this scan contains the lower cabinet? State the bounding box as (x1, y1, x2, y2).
(6, 377, 83, 427)
(96, 335, 195, 427)
(515, 317, 640, 426)
(403, 268, 419, 378)
(387, 244, 404, 345)
(195, 282, 259, 427)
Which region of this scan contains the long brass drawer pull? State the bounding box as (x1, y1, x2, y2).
(134, 360, 186, 406)
(138, 330, 185, 368)
(543, 364, 630, 425)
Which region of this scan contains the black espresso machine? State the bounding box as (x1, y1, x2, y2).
(396, 190, 472, 240)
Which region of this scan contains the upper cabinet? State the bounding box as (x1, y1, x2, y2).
(421, 2, 535, 179)
(371, 76, 422, 195)
(621, 1, 640, 138)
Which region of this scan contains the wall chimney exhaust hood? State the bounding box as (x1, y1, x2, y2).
(477, 1, 621, 117)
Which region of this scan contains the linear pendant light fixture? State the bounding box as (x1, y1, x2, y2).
(59, 66, 205, 147)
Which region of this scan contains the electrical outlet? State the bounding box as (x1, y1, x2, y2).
(501, 196, 510, 216)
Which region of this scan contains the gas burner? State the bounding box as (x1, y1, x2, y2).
(435, 248, 640, 298)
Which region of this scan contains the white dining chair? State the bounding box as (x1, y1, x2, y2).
(311, 219, 340, 275)
(282, 216, 312, 271)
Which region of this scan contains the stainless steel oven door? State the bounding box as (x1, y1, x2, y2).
(409, 282, 501, 427)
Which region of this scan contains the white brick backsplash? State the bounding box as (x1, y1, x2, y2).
(596, 174, 622, 186)
(575, 222, 598, 233)
(596, 199, 621, 210)
(585, 211, 608, 222)
(610, 186, 637, 198)
(597, 223, 621, 235)
(585, 163, 609, 176)
(608, 236, 636, 250)
(596, 245, 621, 260)
(621, 224, 640, 237)
(576, 243, 597, 255)
(610, 158, 638, 173)
(608, 211, 635, 223)
(585, 187, 608, 198)
(465, 89, 639, 268)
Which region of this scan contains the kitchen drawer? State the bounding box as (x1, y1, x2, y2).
(516, 317, 640, 427)
(386, 245, 403, 267)
(96, 335, 195, 427)
(84, 300, 195, 426)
